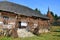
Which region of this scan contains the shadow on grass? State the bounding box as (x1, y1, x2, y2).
(53, 35, 60, 37)
(53, 30, 60, 37)
(53, 30, 60, 32)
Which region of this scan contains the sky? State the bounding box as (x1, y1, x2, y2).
(0, 0, 60, 16)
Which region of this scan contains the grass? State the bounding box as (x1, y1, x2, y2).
(50, 26, 60, 32)
(0, 26, 60, 40)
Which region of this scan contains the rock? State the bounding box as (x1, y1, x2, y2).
(17, 28, 34, 37)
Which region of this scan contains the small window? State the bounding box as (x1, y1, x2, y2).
(3, 16, 9, 20)
(18, 21, 28, 28)
(0, 21, 3, 24)
(21, 22, 27, 26)
(3, 16, 9, 24)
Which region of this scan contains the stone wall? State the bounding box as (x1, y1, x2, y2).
(0, 11, 50, 36)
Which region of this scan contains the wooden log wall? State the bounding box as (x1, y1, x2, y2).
(0, 11, 16, 29)
(0, 11, 50, 34)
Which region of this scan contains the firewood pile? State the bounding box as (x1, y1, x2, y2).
(11, 28, 18, 38)
(0, 28, 4, 36)
(0, 28, 18, 38)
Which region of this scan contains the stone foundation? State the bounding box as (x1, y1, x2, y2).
(17, 28, 34, 37)
(38, 29, 49, 33)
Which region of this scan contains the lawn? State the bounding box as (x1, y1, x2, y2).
(0, 26, 60, 40)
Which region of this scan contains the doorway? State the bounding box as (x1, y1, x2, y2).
(18, 22, 21, 28)
(18, 21, 28, 28)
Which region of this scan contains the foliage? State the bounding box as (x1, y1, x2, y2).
(50, 11, 55, 20)
(57, 16, 60, 19)
(50, 11, 55, 17)
(54, 14, 58, 21)
(34, 8, 41, 13)
(34, 8, 60, 21)
(50, 11, 59, 21)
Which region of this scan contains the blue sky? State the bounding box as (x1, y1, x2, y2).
(0, 0, 60, 16)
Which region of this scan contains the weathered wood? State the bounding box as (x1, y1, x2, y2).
(0, 11, 50, 36)
(11, 29, 18, 38)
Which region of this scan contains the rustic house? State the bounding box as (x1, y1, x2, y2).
(0, 1, 50, 37)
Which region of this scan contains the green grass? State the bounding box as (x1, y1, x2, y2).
(50, 26, 60, 32)
(0, 26, 60, 40)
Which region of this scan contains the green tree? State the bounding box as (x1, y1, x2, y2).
(57, 16, 60, 19)
(54, 14, 58, 21)
(50, 11, 55, 17)
(35, 8, 41, 13)
(50, 11, 59, 21)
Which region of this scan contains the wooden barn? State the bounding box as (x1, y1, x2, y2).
(0, 1, 50, 37)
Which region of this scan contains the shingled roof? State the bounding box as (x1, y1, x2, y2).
(0, 1, 49, 19)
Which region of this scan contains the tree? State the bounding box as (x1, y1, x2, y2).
(35, 8, 41, 13)
(50, 11, 55, 17)
(49, 11, 58, 21)
(54, 14, 58, 21)
(57, 16, 60, 19)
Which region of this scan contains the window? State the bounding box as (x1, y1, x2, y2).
(3, 16, 9, 20)
(21, 22, 27, 26)
(3, 16, 9, 24)
(0, 21, 3, 24)
(18, 21, 28, 28)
